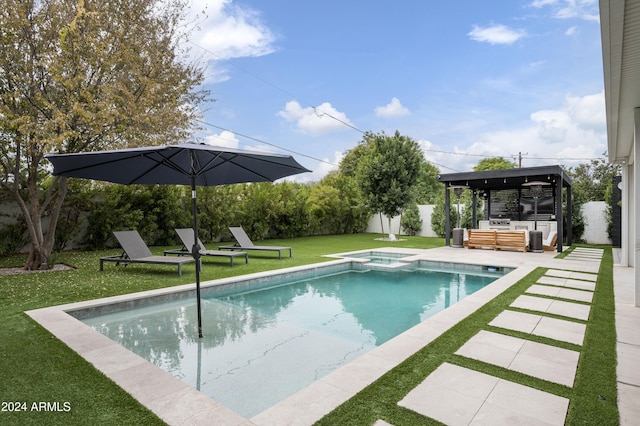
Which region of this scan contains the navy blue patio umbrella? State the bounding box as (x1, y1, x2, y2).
(46, 143, 310, 337)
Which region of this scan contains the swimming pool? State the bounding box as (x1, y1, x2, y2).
(341, 251, 412, 264)
(76, 260, 508, 418)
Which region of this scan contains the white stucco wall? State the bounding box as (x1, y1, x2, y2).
(366, 205, 438, 237)
(581, 201, 612, 245)
(366, 202, 613, 244)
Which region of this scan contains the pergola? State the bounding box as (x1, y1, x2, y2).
(437, 165, 572, 252)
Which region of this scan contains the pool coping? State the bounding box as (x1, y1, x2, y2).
(26, 247, 561, 426)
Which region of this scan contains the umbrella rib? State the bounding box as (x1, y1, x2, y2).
(198, 153, 304, 182)
(128, 150, 191, 183)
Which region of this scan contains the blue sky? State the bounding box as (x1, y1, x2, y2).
(186, 0, 604, 181)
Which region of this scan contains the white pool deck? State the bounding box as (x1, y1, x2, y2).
(26, 246, 640, 425)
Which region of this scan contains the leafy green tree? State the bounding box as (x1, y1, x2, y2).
(320, 171, 370, 234)
(568, 157, 620, 202)
(474, 157, 516, 171)
(460, 190, 484, 229)
(196, 185, 243, 243)
(473, 157, 516, 221)
(306, 182, 343, 235)
(269, 182, 309, 238)
(52, 178, 95, 251)
(84, 184, 189, 249)
(413, 161, 441, 204)
(356, 131, 424, 237)
(401, 203, 422, 236)
(564, 157, 620, 242)
(431, 188, 458, 238)
(0, 0, 206, 269)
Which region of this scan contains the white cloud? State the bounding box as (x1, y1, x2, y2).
(565, 91, 606, 130)
(188, 0, 277, 82)
(204, 130, 239, 148)
(531, 0, 599, 22)
(565, 25, 579, 36)
(277, 101, 355, 135)
(468, 24, 526, 45)
(531, 0, 558, 7)
(375, 97, 411, 118)
(435, 91, 606, 172)
(278, 151, 341, 183)
(529, 60, 546, 68)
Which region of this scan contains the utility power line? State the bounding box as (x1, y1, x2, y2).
(190, 41, 366, 135)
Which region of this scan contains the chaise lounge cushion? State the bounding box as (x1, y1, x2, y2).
(100, 230, 195, 276)
(165, 228, 248, 266)
(219, 226, 292, 259)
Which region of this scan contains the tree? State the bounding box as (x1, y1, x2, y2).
(401, 203, 422, 236)
(473, 157, 516, 222)
(568, 157, 620, 202)
(0, 0, 206, 269)
(474, 157, 516, 171)
(356, 131, 424, 238)
(413, 161, 441, 204)
(318, 170, 370, 234)
(566, 157, 620, 242)
(431, 188, 458, 238)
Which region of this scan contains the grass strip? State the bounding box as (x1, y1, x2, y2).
(316, 248, 618, 425)
(567, 246, 618, 424)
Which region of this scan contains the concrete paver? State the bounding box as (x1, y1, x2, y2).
(455, 331, 580, 387)
(546, 269, 598, 282)
(490, 310, 586, 345)
(399, 363, 569, 426)
(511, 294, 591, 320)
(526, 284, 594, 303)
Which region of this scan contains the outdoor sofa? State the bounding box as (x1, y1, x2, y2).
(100, 230, 195, 276)
(467, 229, 529, 253)
(543, 231, 558, 251)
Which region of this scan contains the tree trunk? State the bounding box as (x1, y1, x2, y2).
(18, 176, 68, 270)
(379, 212, 384, 237)
(388, 215, 393, 239)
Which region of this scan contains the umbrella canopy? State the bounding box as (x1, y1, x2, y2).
(46, 143, 311, 186)
(46, 143, 311, 337)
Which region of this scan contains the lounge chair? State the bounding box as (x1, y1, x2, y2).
(219, 226, 292, 259)
(543, 231, 558, 251)
(100, 230, 195, 276)
(164, 228, 248, 266)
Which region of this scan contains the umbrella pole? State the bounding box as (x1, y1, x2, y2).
(191, 176, 203, 338)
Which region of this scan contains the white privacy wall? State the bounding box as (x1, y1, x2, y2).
(367, 202, 612, 244)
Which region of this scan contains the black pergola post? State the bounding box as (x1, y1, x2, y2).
(472, 190, 477, 229)
(555, 179, 564, 253)
(445, 185, 451, 246)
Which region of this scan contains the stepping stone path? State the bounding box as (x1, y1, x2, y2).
(396, 247, 604, 425)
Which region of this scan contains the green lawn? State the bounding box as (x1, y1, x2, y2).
(0, 236, 617, 425)
(0, 233, 443, 425)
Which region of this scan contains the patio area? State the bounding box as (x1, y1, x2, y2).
(26, 245, 637, 425)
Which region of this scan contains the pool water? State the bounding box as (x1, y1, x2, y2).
(81, 265, 503, 418)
